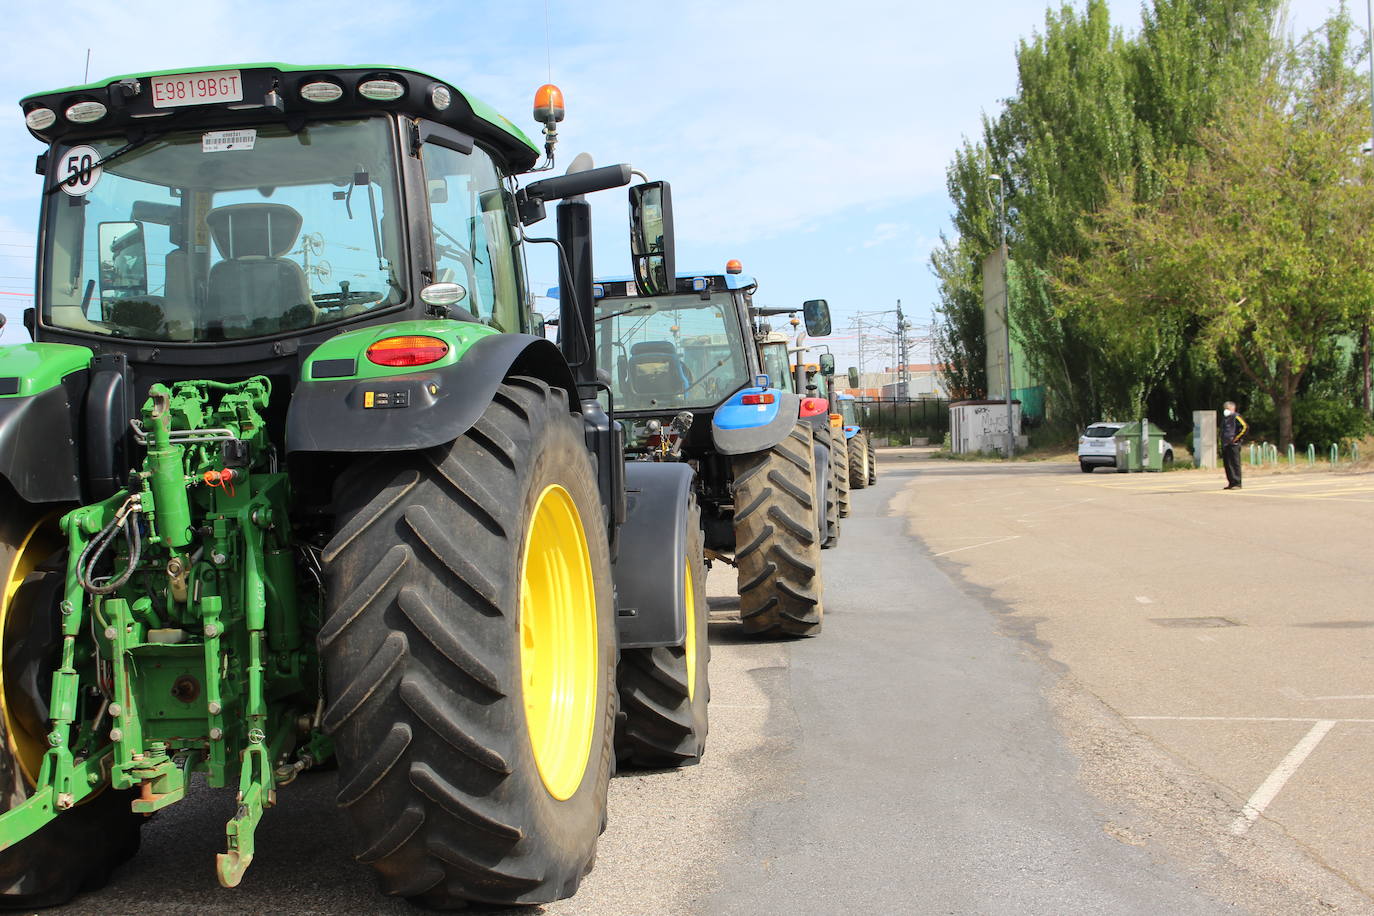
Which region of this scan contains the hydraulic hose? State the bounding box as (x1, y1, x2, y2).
(77, 503, 143, 596)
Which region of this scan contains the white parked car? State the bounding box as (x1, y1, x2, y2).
(1078, 421, 1175, 473)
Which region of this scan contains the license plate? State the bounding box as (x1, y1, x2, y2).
(150, 70, 243, 109)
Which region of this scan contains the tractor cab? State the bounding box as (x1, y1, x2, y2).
(584, 271, 759, 414)
(20, 64, 547, 378)
(756, 329, 794, 393)
(838, 393, 859, 428)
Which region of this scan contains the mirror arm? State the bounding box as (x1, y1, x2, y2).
(520, 164, 633, 217)
(413, 120, 474, 157)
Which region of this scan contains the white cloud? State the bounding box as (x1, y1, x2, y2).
(862, 222, 908, 249)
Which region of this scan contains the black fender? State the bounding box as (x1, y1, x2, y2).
(286, 334, 579, 453)
(0, 375, 86, 504)
(614, 461, 695, 649)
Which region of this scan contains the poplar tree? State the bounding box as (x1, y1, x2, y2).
(1056, 13, 1374, 448)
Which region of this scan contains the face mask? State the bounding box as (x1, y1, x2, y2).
(1223, 409, 1233, 417)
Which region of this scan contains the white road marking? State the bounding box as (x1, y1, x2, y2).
(1129, 715, 1374, 722)
(1228, 719, 1336, 836)
(1276, 687, 1374, 701)
(931, 535, 1022, 557)
(1012, 498, 1097, 518)
(922, 535, 1023, 540)
(1135, 596, 1153, 604)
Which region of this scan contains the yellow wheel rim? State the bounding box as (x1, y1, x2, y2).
(519, 484, 598, 801)
(684, 557, 697, 703)
(2, 515, 62, 786)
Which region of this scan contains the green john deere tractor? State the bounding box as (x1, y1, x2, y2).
(0, 64, 707, 908)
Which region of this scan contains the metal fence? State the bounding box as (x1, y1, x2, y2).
(852, 398, 950, 443)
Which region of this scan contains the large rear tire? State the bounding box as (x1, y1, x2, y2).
(732, 422, 824, 637)
(834, 429, 851, 519)
(614, 498, 709, 768)
(0, 504, 142, 910)
(321, 377, 617, 908)
(813, 424, 840, 549)
(849, 432, 869, 490)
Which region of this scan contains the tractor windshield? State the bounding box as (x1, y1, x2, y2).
(758, 340, 792, 393)
(595, 291, 750, 410)
(839, 399, 858, 425)
(41, 118, 404, 342)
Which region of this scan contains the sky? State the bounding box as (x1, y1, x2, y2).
(0, 0, 1354, 374)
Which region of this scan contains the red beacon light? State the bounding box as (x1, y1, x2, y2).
(725, 259, 743, 275)
(533, 84, 565, 125)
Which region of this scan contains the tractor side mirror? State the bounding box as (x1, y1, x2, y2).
(819, 353, 836, 375)
(847, 366, 860, 388)
(802, 299, 831, 337)
(629, 181, 675, 297)
(531, 311, 549, 338)
(98, 221, 148, 301)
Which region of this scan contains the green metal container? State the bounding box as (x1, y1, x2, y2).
(1113, 419, 1167, 472)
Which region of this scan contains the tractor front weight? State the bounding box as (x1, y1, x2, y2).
(0, 376, 324, 888)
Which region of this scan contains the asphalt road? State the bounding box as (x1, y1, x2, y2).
(52, 450, 1364, 914)
(898, 450, 1374, 913)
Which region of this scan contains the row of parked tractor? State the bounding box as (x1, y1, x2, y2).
(564, 263, 880, 636)
(0, 65, 877, 910)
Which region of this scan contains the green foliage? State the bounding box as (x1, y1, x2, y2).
(932, 0, 1320, 435)
(1054, 10, 1374, 448)
(1249, 397, 1374, 448)
(1300, 401, 1374, 448)
(930, 235, 988, 399)
(1129, 0, 1279, 158)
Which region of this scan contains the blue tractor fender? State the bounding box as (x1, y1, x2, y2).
(843, 425, 860, 440)
(710, 388, 801, 456)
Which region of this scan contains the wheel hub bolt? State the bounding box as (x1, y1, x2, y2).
(208, 701, 222, 715)
(210, 727, 224, 741)
(109, 703, 122, 717)
(109, 728, 123, 742)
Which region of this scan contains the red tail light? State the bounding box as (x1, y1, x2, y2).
(366, 336, 449, 367)
(741, 393, 776, 405)
(799, 397, 829, 417)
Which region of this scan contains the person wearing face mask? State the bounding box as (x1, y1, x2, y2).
(1221, 401, 1248, 490)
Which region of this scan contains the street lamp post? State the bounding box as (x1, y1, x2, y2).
(1368, 0, 1373, 157)
(1365, 0, 1373, 414)
(989, 174, 1014, 458)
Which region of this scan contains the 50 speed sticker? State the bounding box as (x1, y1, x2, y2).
(58, 146, 101, 196)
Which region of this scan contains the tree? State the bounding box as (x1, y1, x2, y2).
(1056, 13, 1374, 448)
(930, 234, 988, 399)
(995, 0, 1155, 426)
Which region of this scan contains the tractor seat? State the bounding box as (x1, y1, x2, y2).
(626, 340, 691, 399)
(206, 203, 315, 332)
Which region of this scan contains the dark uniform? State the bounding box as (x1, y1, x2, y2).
(1221, 411, 1248, 489)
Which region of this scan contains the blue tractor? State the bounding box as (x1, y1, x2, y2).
(836, 392, 877, 488)
(552, 264, 834, 637)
